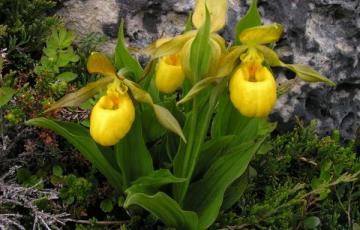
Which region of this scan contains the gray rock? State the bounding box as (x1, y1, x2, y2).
(57, 0, 360, 140)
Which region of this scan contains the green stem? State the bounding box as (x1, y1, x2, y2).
(173, 82, 225, 205)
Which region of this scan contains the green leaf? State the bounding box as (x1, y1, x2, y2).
(27, 118, 123, 191)
(115, 19, 143, 80)
(221, 173, 248, 210)
(194, 135, 236, 179)
(211, 94, 277, 139)
(177, 76, 222, 105)
(284, 63, 336, 86)
(57, 72, 78, 82)
(100, 199, 114, 213)
(131, 169, 186, 188)
(235, 0, 261, 45)
(185, 12, 193, 32)
(124, 192, 198, 230)
(57, 48, 79, 67)
(0, 87, 15, 107)
(141, 104, 166, 142)
(173, 83, 225, 205)
(189, 7, 212, 82)
(46, 77, 113, 112)
(184, 141, 263, 229)
(115, 110, 154, 188)
(57, 27, 76, 49)
(303, 216, 321, 229)
(125, 169, 186, 197)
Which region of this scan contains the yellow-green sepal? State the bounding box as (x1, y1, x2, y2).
(239, 23, 284, 45)
(256, 45, 282, 66)
(192, 0, 227, 32)
(45, 77, 114, 112)
(283, 63, 336, 86)
(123, 79, 186, 142)
(87, 52, 117, 77)
(145, 31, 196, 59)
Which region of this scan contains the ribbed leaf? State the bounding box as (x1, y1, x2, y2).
(177, 76, 222, 105)
(27, 118, 123, 190)
(184, 141, 263, 229)
(221, 172, 248, 210)
(115, 110, 154, 188)
(193, 135, 236, 179)
(189, 7, 211, 82)
(124, 192, 198, 230)
(131, 169, 186, 188)
(211, 94, 276, 139)
(115, 19, 143, 80)
(173, 83, 225, 205)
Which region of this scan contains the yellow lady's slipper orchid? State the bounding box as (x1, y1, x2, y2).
(155, 54, 185, 93)
(229, 65, 277, 118)
(90, 82, 135, 146)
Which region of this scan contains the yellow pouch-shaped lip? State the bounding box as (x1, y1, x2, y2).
(229, 66, 277, 118)
(155, 55, 185, 94)
(90, 93, 135, 146)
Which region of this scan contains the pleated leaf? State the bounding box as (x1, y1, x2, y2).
(115, 110, 154, 188)
(27, 118, 123, 190)
(115, 19, 143, 80)
(124, 192, 199, 230)
(184, 141, 263, 229)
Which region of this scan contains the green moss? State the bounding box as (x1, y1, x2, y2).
(214, 121, 360, 229)
(0, 0, 60, 70)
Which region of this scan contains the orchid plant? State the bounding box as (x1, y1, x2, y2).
(27, 0, 334, 229)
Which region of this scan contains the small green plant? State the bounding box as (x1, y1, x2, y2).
(51, 165, 93, 206)
(34, 27, 80, 96)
